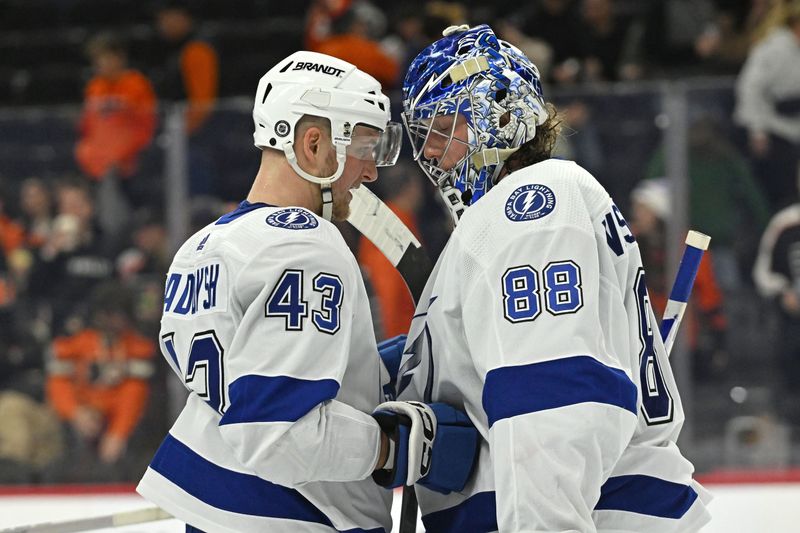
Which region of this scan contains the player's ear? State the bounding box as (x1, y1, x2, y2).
(302, 125, 323, 162)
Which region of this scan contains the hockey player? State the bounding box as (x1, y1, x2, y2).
(397, 25, 712, 532)
(137, 51, 476, 532)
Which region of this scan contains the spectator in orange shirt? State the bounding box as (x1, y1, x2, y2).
(46, 282, 155, 465)
(0, 188, 23, 328)
(358, 166, 424, 338)
(75, 33, 157, 182)
(317, 7, 400, 88)
(305, 0, 353, 51)
(629, 179, 728, 381)
(0, 187, 25, 259)
(153, 1, 219, 196)
(154, 1, 219, 135)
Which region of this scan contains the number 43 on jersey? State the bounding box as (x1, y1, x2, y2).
(266, 269, 344, 334)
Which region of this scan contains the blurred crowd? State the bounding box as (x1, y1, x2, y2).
(0, 0, 799, 482)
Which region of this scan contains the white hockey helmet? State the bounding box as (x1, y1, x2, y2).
(253, 51, 401, 218)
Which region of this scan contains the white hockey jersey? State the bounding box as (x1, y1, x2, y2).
(137, 201, 392, 532)
(398, 160, 712, 532)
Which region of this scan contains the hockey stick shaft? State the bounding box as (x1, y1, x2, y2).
(0, 506, 172, 533)
(348, 186, 428, 533)
(660, 230, 711, 355)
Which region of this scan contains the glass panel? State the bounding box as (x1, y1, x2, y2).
(0, 79, 795, 483)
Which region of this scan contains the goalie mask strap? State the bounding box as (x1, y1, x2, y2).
(469, 147, 518, 168)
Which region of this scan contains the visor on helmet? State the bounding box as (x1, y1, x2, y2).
(345, 121, 403, 167)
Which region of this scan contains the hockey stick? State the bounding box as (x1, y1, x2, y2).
(348, 185, 431, 533)
(660, 230, 711, 355)
(348, 185, 432, 302)
(0, 506, 172, 533)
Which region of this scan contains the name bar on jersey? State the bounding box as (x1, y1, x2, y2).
(164, 262, 228, 317)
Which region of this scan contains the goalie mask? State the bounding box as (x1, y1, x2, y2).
(402, 24, 547, 221)
(254, 51, 402, 220)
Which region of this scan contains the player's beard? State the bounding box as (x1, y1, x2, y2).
(330, 187, 351, 221)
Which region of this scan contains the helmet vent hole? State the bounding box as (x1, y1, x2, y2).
(258, 123, 266, 128)
(261, 83, 272, 104)
(441, 75, 453, 88)
(495, 88, 507, 102)
(457, 44, 472, 55)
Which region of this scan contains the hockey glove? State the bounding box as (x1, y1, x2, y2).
(372, 402, 479, 494)
(417, 403, 479, 494)
(378, 335, 406, 400)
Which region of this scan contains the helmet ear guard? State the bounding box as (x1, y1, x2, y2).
(402, 24, 547, 220)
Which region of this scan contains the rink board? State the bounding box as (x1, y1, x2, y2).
(1, 482, 798, 532)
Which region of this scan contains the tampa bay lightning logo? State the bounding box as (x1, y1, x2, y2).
(505, 184, 556, 222)
(266, 208, 319, 230)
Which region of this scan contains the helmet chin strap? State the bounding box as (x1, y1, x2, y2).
(321, 184, 333, 220)
(438, 183, 466, 225)
(283, 141, 347, 221)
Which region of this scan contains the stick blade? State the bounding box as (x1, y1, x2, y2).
(0, 507, 172, 533)
(348, 186, 432, 303)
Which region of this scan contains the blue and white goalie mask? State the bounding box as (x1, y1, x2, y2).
(402, 24, 547, 209)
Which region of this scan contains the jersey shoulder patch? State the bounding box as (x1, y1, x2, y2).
(266, 208, 319, 230)
(504, 183, 556, 222)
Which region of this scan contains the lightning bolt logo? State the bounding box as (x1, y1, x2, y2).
(505, 184, 556, 222)
(521, 191, 538, 213)
(266, 208, 319, 230)
(283, 211, 301, 224)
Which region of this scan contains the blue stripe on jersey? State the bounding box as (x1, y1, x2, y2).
(482, 355, 637, 427)
(151, 434, 385, 533)
(421, 491, 497, 533)
(150, 434, 332, 523)
(215, 201, 273, 225)
(162, 335, 180, 373)
(220, 374, 340, 425)
(596, 474, 698, 519)
(419, 474, 696, 531)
